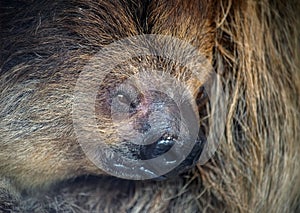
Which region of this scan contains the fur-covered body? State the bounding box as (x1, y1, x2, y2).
(0, 0, 299, 212)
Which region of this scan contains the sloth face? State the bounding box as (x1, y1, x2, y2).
(77, 56, 212, 179)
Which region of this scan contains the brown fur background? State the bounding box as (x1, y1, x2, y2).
(0, 0, 299, 212)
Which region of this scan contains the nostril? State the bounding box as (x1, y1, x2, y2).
(141, 136, 175, 160)
(123, 134, 176, 160)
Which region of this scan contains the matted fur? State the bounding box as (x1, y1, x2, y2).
(0, 0, 299, 212)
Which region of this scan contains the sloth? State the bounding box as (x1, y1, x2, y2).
(0, 0, 299, 212)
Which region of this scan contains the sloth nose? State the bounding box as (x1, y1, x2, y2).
(124, 130, 204, 179)
(117, 89, 205, 177)
(109, 80, 208, 178)
(149, 137, 174, 158)
(129, 134, 176, 160)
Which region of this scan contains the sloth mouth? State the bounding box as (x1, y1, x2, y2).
(157, 131, 206, 180)
(117, 130, 206, 179)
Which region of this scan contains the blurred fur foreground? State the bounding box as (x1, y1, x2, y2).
(0, 0, 300, 212)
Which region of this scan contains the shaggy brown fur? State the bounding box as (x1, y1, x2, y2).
(1, 0, 299, 212)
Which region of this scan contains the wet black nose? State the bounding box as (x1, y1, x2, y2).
(127, 135, 176, 160)
(114, 89, 205, 178)
(123, 131, 205, 176)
